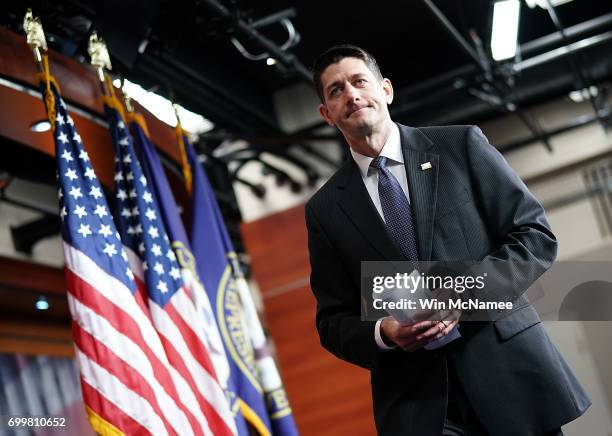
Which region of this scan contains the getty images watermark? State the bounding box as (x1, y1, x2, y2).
(361, 261, 612, 322)
(371, 270, 502, 310)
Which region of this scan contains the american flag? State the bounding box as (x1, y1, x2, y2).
(127, 116, 243, 433)
(104, 101, 237, 436)
(50, 79, 235, 436)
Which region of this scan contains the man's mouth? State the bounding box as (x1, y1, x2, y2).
(347, 106, 368, 118)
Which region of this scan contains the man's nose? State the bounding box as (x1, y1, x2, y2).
(344, 84, 360, 102)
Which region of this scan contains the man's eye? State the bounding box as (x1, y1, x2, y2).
(355, 79, 367, 86)
(329, 88, 340, 97)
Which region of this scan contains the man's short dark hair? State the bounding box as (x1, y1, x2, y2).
(312, 44, 383, 102)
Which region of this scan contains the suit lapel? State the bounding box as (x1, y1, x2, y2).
(338, 161, 403, 261)
(336, 124, 439, 262)
(399, 125, 439, 261)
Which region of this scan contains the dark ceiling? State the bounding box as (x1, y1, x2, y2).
(2, 0, 612, 137)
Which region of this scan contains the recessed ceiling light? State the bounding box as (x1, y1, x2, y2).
(30, 120, 52, 133)
(35, 296, 49, 311)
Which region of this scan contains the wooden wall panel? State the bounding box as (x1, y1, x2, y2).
(240, 205, 311, 294)
(0, 28, 101, 110)
(0, 84, 116, 186)
(0, 26, 184, 183)
(241, 204, 376, 436)
(0, 254, 65, 295)
(0, 256, 72, 357)
(0, 320, 73, 358)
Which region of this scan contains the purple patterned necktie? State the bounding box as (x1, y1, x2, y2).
(370, 156, 419, 261)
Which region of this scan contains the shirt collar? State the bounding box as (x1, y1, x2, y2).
(350, 123, 403, 178)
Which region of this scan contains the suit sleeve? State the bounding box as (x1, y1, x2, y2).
(463, 125, 557, 310)
(305, 203, 381, 370)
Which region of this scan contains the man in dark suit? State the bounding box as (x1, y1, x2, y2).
(305, 45, 590, 435)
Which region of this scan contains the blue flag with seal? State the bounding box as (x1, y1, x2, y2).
(182, 127, 299, 436)
(125, 110, 252, 436)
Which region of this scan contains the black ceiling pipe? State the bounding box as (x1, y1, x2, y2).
(421, 0, 552, 151)
(197, 0, 312, 82)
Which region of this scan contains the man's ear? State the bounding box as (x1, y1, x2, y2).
(319, 104, 335, 126)
(382, 78, 394, 105)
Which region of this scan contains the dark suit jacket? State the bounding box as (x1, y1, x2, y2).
(305, 124, 590, 436)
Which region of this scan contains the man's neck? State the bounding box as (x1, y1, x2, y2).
(345, 120, 394, 158)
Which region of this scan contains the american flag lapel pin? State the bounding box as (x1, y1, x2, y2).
(420, 161, 432, 171)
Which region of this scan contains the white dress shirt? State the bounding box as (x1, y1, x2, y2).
(349, 124, 408, 350)
(349, 124, 411, 221)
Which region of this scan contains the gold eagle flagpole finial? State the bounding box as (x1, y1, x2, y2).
(87, 31, 112, 83)
(23, 8, 58, 130)
(23, 8, 47, 65)
(87, 31, 121, 112)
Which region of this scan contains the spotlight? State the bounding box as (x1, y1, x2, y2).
(35, 296, 49, 311)
(266, 57, 277, 66)
(491, 0, 520, 61)
(30, 120, 51, 133)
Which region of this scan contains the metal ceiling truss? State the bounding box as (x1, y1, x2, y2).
(419, 0, 610, 152)
(292, 10, 612, 154)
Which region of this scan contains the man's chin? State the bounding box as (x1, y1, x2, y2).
(347, 107, 370, 119)
(343, 121, 374, 137)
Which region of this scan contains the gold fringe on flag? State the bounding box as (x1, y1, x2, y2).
(101, 73, 128, 122)
(125, 112, 151, 138)
(85, 405, 125, 436)
(238, 399, 272, 436)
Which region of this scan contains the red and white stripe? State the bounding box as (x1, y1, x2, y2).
(63, 242, 235, 436)
(150, 295, 236, 434)
(123, 244, 236, 435)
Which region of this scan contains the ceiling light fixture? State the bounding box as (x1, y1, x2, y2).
(491, 0, 521, 61)
(120, 78, 213, 136)
(30, 120, 52, 132)
(35, 296, 49, 311)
